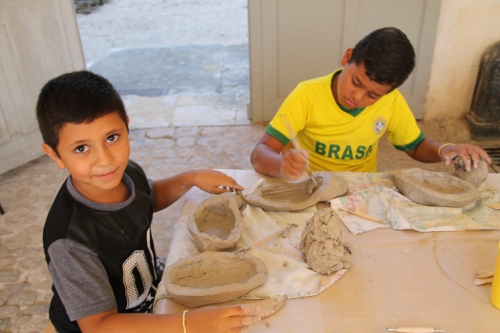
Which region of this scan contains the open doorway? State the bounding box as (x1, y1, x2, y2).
(76, 0, 251, 128)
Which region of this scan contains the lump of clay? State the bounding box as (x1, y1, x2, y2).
(299, 208, 352, 274)
(244, 171, 349, 211)
(188, 192, 242, 252)
(454, 157, 488, 187)
(163, 252, 269, 307)
(383, 168, 481, 208)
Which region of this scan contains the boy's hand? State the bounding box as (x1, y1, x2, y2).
(441, 144, 491, 171)
(193, 169, 245, 194)
(186, 304, 261, 333)
(281, 149, 310, 180)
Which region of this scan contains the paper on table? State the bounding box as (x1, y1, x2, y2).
(330, 171, 500, 234)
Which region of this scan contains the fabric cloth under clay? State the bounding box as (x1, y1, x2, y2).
(156, 190, 346, 303)
(329, 171, 500, 235)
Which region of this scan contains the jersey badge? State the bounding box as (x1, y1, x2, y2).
(373, 116, 387, 135)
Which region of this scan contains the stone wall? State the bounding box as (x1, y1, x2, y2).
(425, 0, 500, 120)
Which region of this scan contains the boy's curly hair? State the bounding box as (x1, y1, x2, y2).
(349, 27, 415, 90)
(36, 71, 127, 155)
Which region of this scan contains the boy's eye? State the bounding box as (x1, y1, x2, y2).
(107, 134, 119, 143)
(352, 79, 360, 86)
(75, 145, 88, 153)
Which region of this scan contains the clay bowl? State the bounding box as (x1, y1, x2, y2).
(383, 168, 481, 208)
(163, 252, 269, 308)
(188, 193, 242, 252)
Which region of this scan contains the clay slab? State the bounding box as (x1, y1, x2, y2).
(244, 171, 349, 211)
(187, 192, 242, 252)
(163, 252, 269, 307)
(383, 168, 481, 208)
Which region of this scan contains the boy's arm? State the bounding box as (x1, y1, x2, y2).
(250, 133, 309, 180)
(405, 138, 491, 170)
(78, 304, 261, 333)
(153, 169, 244, 212)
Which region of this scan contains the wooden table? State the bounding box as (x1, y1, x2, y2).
(155, 171, 500, 333)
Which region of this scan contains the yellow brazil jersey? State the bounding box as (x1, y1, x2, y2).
(267, 69, 424, 172)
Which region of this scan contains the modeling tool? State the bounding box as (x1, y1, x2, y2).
(476, 267, 495, 278)
(338, 207, 386, 224)
(386, 328, 445, 333)
(236, 224, 297, 253)
(473, 277, 494, 285)
(282, 116, 317, 186)
(249, 178, 265, 194)
(486, 203, 500, 210)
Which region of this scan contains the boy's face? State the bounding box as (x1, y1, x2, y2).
(43, 112, 130, 203)
(334, 48, 392, 109)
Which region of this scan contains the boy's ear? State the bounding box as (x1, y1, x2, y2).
(341, 48, 354, 66)
(42, 143, 66, 169)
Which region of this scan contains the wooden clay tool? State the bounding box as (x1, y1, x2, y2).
(473, 267, 495, 285)
(486, 203, 500, 210)
(338, 207, 386, 224)
(249, 178, 265, 194)
(282, 117, 316, 186)
(386, 328, 445, 333)
(476, 267, 494, 278)
(236, 224, 297, 253)
(473, 277, 494, 286)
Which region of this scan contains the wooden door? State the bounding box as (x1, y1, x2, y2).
(248, 0, 442, 122)
(0, 0, 85, 175)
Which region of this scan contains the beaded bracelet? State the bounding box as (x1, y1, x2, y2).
(437, 143, 455, 157)
(182, 310, 188, 333)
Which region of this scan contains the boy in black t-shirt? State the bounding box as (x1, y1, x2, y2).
(37, 71, 261, 333)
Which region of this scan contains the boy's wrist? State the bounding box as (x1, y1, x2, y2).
(186, 169, 203, 188)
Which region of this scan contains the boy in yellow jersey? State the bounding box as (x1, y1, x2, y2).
(250, 27, 491, 179)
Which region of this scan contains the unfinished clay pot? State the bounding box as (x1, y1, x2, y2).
(454, 157, 488, 187)
(383, 168, 481, 208)
(163, 252, 269, 307)
(243, 171, 349, 211)
(188, 192, 243, 252)
(299, 208, 352, 274)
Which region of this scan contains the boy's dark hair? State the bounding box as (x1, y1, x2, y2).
(349, 27, 415, 90)
(36, 70, 127, 154)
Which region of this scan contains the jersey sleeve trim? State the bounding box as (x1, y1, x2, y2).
(266, 124, 290, 145)
(393, 132, 425, 152)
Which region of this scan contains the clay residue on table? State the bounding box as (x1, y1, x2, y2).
(299, 208, 352, 274)
(383, 168, 481, 208)
(164, 252, 269, 307)
(261, 176, 323, 203)
(188, 193, 242, 252)
(454, 158, 488, 187)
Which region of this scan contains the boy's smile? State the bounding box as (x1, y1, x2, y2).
(333, 48, 392, 110)
(43, 112, 130, 204)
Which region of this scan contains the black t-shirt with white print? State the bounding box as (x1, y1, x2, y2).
(43, 161, 159, 333)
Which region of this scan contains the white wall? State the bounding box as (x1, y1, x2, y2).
(424, 0, 500, 120)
